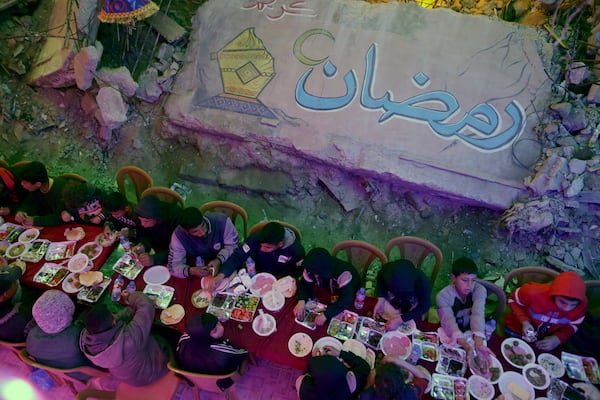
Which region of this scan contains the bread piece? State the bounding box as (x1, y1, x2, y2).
(507, 382, 530, 400)
(79, 271, 103, 286)
(161, 304, 184, 324)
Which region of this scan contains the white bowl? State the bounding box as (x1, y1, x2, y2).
(262, 290, 285, 312)
(143, 265, 170, 285)
(252, 312, 276, 336)
(68, 253, 90, 273)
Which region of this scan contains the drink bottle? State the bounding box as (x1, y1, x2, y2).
(111, 274, 124, 301)
(119, 235, 131, 253)
(246, 257, 256, 277)
(354, 287, 366, 310)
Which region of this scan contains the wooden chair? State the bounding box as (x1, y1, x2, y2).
(0, 159, 8, 168)
(116, 166, 154, 203)
(476, 279, 506, 336)
(141, 186, 185, 208)
(75, 370, 182, 400)
(57, 173, 87, 182)
(18, 349, 110, 395)
(502, 266, 559, 294)
(331, 240, 387, 287)
(384, 236, 443, 287)
(248, 220, 302, 242)
(200, 201, 249, 239)
(0, 339, 26, 359)
(167, 360, 242, 400)
(11, 160, 31, 168)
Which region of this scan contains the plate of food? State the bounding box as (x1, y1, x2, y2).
(469, 353, 503, 384)
(262, 289, 285, 312)
(143, 265, 170, 285)
(498, 371, 535, 400)
(95, 232, 115, 247)
(230, 293, 260, 322)
(272, 275, 297, 297)
(288, 332, 313, 358)
(250, 272, 277, 297)
(6, 242, 29, 259)
(380, 331, 412, 359)
(78, 271, 105, 287)
(252, 311, 276, 337)
(501, 338, 535, 368)
(33, 263, 69, 287)
(20, 239, 50, 263)
(397, 319, 417, 335)
(468, 374, 495, 400)
(312, 336, 343, 357)
(68, 253, 91, 273)
(77, 277, 111, 303)
(160, 304, 185, 325)
(62, 272, 84, 293)
(45, 241, 76, 260)
(143, 284, 175, 309)
(191, 289, 213, 308)
(18, 228, 39, 243)
(537, 353, 565, 378)
(65, 227, 85, 241)
(522, 363, 550, 390)
(77, 242, 103, 260)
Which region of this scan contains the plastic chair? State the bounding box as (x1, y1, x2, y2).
(167, 360, 241, 400)
(200, 201, 249, 239)
(11, 160, 31, 167)
(0, 339, 26, 358)
(384, 236, 443, 287)
(502, 266, 559, 294)
(18, 349, 110, 395)
(116, 166, 154, 203)
(585, 280, 600, 316)
(248, 220, 302, 242)
(141, 186, 185, 208)
(0, 159, 8, 168)
(75, 370, 182, 400)
(57, 173, 87, 182)
(331, 240, 387, 286)
(476, 279, 507, 336)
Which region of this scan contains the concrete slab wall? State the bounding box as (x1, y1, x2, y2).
(164, 0, 553, 209)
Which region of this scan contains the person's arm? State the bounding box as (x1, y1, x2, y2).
(508, 285, 534, 335)
(402, 271, 431, 322)
(167, 229, 190, 278)
(470, 283, 487, 339)
(32, 213, 63, 227)
(436, 286, 463, 342)
(324, 277, 354, 319)
(123, 292, 155, 343)
(214, 218, 240, 267)
(339, 350, 371, 392)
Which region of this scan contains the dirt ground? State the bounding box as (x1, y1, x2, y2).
(0, 0, 548, 295)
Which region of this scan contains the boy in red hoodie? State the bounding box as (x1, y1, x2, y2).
(504, 271, 588, 351)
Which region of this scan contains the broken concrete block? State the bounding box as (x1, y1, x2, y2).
(95, 66, 138, 97)
(96, 86, 127, 129)
(525, 155, 568, 195)
(73, 45, 100, 90)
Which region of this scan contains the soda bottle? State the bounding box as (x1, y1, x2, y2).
(124, 280, 136, 304)
(354, 287, 366, 310)
(111, 274, 124, 301)
(246, 257, 256, 277)
(119, 235, 131, 253)
(195, 256, 205, 267)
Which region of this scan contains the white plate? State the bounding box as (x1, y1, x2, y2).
(252, 312, 276, 337)
(288, 332, 313, 357)
(342, 338, 368, 360)
(469, 354, 504, 384)
(262, 289, 285, 312)
(468, 375, 495, 400)
(6, 242, 29, 259)
(62, 272, 83, 294)
(143, 265, 170, 285)
(522, 363, 550, 390)
(499, 371, 535, 400)
(537, 353, 565, 378)
(250, 272, 276, 297)
(77, 241, 103, 260)
(312, 336, 343, 357)
(501, 338, 535, 368)
(380, 330, 412, 359)
(397, 319, 417, 335)
(68, 253, 90, 273)
(18, 228, 39, 243)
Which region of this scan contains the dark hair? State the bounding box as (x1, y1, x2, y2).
(20, 161, 48, 184)
(374, 362, 408, 400)
(62, 181, 92, 211)
(451, 257, 478, 277)
(84, 304, 114, 334)
(258, 222, 285, 245)
(103, 191, 129, 212)
(180, 207, 204, 230)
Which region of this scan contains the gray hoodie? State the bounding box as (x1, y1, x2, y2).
(79, 293, 168, 386)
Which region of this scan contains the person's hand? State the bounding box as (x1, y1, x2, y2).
(0, 256, 7, 269)
(61, 210, 75, 223)
(293, 300, 306, 320)
(521, 320, 535, 342)
(314, 314, 327, 326)
(190, 266, 213, 278)
(137, 253, 153, 267)
(385, 316, 404, 330)
(535, 335, 560, 351)
(373, 298, 385, 319)
(207, 259, 220, 269)
(0, 207, 9, 216)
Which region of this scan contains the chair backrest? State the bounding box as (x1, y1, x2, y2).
(384, 236, 443, 287)
(585, 280, 600, 316)
(0, 159, 8, 168)
(141, 186, 185, 208)
(331, 240, 387, 287)
(200, 200, 249, 239)
(0, 339, 26, 358)
(11, 160, 31, 168)
(18, 349, 110, 394)
(57, 173, 87, 182)
(476, 279, 507, 324)
(248, 220, 302, 242)
(116, 166, 154, 203)
(502, 266, 559, 294)
(115, 370, 182, 400)
(167, 360, 241, 396)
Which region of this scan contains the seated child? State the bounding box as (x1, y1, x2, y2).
(436, 257, 494, 361)
(504, 271, 587, 351)
(360, 355, 430, 400)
